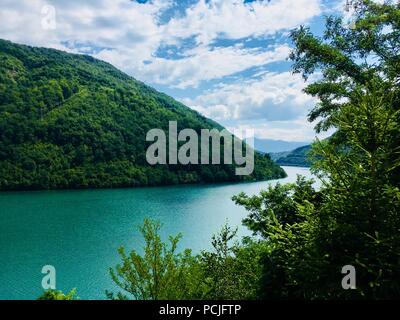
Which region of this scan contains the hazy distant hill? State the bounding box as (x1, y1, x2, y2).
(0, 39, 286, 190)
(254, 138, 308, 153)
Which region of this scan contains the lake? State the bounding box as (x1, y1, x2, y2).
(0, 166, 314, 300)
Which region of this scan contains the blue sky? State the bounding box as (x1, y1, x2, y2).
(0, 0, 347, 142)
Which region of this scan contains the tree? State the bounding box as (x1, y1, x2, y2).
(234, 177, 323, 299)
(289, 0, 400, 298)
(290, 0, 399, 133)
(200, 224, 266, 300)
(37, 289, 78, 300)
(233, 176, 320, 236)
(107, 219, 205, 300)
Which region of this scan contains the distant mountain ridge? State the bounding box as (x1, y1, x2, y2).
(254, 138, 309, 153)
(0, 39, 286, 190)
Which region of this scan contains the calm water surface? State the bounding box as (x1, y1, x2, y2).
(0, 166, 314, 299)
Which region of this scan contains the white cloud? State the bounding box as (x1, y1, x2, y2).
(0, 0, 321, 87)
(140, 44, 291, 88)
(163, 0, 321, 45)
(0, 0, 170, 72)
(183, 71, 317, 121)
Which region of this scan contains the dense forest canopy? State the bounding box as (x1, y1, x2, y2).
(0, 39, 285, 190)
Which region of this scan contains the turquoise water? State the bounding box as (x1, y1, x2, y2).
(0, 166, 313, 300)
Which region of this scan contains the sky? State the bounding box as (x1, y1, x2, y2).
(0, 0, 348, 142)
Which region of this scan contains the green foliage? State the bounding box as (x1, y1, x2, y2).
(234, 177, 324, 299)
(288, 0, 400, 297)
(200, 226, 265, 300)
(200, 225, 239, 299)
(309, 83, 400, 298)
(37, 289, 78, 300)
(290, 0, 400, 133)
(108, 220, 264, 300)
(233, 176, 320, 236)
(108, 219, 205, 300)
(0, 39, 285, 190)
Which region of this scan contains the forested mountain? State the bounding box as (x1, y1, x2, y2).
(270, 144, 312, 167)
(0, 39, 285, 190)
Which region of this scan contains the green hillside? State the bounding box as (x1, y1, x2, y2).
(0, 39, 285, 190)
(273, 144, 312, 167)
